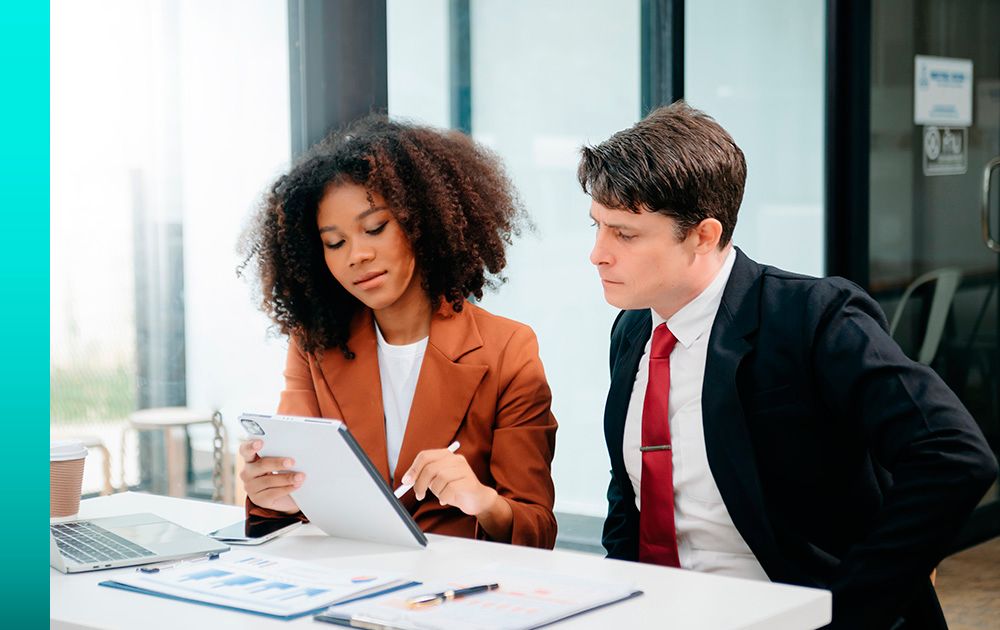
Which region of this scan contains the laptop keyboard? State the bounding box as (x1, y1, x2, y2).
(51, 521, 156, 565)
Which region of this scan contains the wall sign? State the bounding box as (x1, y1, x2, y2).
(923, 126, 967, 176)
(914, 55, 973, 126)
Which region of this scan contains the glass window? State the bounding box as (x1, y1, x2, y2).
(685, 0, 826, 276)
(389, 0, 641, 516)
(51, 0, 290, 496)
(868, 0, 1000, 507)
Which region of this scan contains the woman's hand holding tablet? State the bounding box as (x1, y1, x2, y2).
(238, 438, 304, 514)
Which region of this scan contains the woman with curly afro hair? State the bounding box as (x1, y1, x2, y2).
(238, 115, 557, 548)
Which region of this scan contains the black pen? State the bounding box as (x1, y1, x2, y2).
(405, 583, 500, 608)
(137, 551, 222, 573)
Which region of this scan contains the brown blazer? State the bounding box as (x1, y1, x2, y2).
(247, 301, 558, 548)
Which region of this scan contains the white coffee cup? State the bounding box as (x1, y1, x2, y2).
(51, 440, 88, 519)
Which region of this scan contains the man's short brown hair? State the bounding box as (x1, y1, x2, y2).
(578, 101, 745, 246)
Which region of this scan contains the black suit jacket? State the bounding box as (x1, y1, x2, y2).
(602, 248, 998, 630)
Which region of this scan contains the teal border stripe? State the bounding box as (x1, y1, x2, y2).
(1, 3, 49, 627)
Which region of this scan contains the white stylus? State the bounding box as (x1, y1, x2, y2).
(393, 441, 460, 499)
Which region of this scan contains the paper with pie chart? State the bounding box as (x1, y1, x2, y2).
(318, 565, 642, 629)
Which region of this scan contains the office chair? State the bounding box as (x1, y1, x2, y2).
(888, 268, 963, 365)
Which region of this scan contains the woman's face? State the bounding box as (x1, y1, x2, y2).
(316, 183, 423, 312)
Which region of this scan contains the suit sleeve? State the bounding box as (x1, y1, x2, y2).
(602, 473, 639, 560)
(246, 341, 318, 522)
(602, 310, 639, 560)
(810, 280, 998, 628)
(276, 341, 322, 417)
(477, 325, 558, 549)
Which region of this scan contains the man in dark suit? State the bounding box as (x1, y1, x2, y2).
(578, 101, 998, 629)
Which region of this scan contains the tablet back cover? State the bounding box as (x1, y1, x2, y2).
(242, 413, 427, 548)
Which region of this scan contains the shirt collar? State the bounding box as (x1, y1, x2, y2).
(651, 246, 737, 349)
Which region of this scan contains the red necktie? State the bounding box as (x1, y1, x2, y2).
(638, 323, 681, 567)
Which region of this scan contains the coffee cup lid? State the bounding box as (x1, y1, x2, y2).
(50, 440, 88, 462)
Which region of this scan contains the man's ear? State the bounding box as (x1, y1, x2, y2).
(692, 218, 723, 254)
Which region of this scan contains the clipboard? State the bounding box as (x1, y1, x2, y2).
(239, 413, 427, 549)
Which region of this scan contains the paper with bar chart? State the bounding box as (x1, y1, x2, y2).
(99, 550, 408, 619)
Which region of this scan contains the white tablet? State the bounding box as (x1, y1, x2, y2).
(239, 412, 427, 549)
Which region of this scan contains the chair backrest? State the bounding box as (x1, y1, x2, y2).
(889, 267, 963, 365)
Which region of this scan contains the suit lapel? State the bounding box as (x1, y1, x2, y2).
(317, 311, 391, 482)
(393, 304, 488, 510)
(605, 311, 652, 489)
(702, 248, 791, 582)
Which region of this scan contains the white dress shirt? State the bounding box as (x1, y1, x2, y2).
(375, 323, 428, 476)
(622, 247, 769, 580)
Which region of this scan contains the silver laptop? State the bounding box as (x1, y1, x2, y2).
(50, 513, 229, 573)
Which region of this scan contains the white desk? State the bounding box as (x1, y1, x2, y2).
(51, 493, 831, 629)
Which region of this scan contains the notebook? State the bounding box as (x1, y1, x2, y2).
(50, 513, 229, 573)
(315, 565, 643, 630)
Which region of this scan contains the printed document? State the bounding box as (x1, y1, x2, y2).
(100, 550, 407, 619)
(316, 565, 642, 629)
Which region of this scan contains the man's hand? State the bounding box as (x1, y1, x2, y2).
(238, 439, 304, 514)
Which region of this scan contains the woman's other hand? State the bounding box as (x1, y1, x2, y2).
(401, 448, 513, 540)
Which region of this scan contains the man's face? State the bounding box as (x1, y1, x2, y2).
(589, 200, 700, 314)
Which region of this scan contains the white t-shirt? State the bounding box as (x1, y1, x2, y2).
(375, 323, 429, 477)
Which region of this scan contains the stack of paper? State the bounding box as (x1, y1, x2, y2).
(99, 550, 411, 619)
(315, 565, 642, 629)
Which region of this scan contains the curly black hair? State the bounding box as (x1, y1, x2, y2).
(240, 114, 526, 358)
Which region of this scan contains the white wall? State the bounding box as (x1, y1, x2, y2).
(685, 0, 826, 277)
